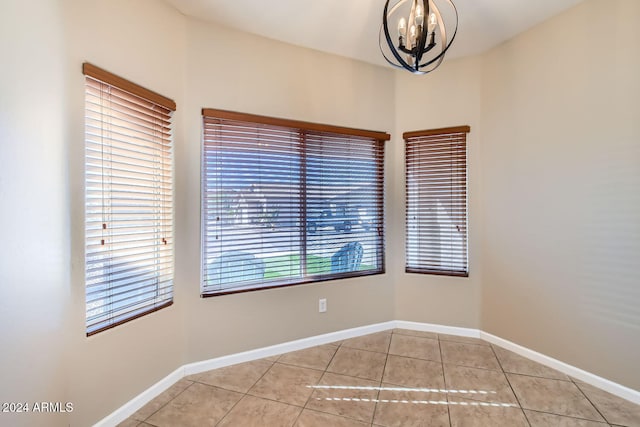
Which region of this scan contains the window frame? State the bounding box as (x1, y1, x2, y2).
(404, 125, 470, 277)
(83, 63, 176, 336)
(201, 108, 390, 297)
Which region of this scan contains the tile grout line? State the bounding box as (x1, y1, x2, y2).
(489, 343, 574, 382)
(330, 338, 389, 426)
(329, 331, 392, 425)
(370, 331, 394, 426)
(214, 358, 277, 427)
(490, 344, 614, 425)
(524, 408, 614, 425)
(437, 335, 453, 427)
(290, 344, 342, 427)
(136, 380, 195, 425)
(339, 332, 394, 355)
(211, 388, 243, 427)
(131, 331, 636, 426)
(571, 378, 613, 425)
(489, 344, 532, 427)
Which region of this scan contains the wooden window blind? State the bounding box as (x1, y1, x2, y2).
(202, 109, 389, 296)
(405, 126, 470, 277)
(84, 63, 175, 336)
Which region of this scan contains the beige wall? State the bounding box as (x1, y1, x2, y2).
(63, 1, 187, 426)
(393, 56, 484, 328)
(479, 0, 640, 390)
(179, 18, 396, 365)
(0, 1, 69, 426)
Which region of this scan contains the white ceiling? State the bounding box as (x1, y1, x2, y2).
(163, 0, 584, 67)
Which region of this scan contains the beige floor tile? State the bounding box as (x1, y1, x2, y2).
(382, 355, 445, 389)
(248, 362, 323, 406)
(439, 334, 490, 346)
(507, 373, 605, 422)
(440, 341, 501, 371)
(306, 372, 379, 423)
(389, 333, 441, 362)
(443, 363, 518, 405)
(116, 417, 141, 427)
(277, 344, 338, 370)
(327, 346, 388, 381)
(525, 410, 610, 426)
(373, 386, 450, 427)
(147, 383, 242, 427)
(575, 381, 640, 427)
(341, 331, 392, 353)
(126, 331, 638, 426)
(131, 379, 192, 421)
(295, 409, 369, 427)
(448, 401, 529, 427)
(217, 395, 301, 427)
(393, 328, 438, 340)
(192, 359, 272, 393)
(492, 345, 569, 380)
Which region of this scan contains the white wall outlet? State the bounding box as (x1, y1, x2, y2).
(319, 298, 327, 313)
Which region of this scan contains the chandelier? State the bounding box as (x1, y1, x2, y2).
(380, 0, 458, 74)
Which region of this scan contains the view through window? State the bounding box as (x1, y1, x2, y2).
(201, 110, 389, 295)
(84, 63, 175, 335)
(405, 126, 469, 277)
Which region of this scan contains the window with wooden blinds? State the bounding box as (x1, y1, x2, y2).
(83, 63, 175, 336)
(404, 126, 469, 277)
(201, 109, 389, 296)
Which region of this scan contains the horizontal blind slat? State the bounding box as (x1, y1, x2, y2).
(84, 70, 174, 336)
(202, 114, 385, 296)
(405, 128, 468, 276)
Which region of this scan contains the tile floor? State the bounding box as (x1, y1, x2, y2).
(119, 329, 640, 427)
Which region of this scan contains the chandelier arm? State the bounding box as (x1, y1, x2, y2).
(414, 0, 429, 69)
(421, 38, 437, 55)
(381, 0, 416, 73)
(378, 23, 409, 70)
(399, 45, 415, 55)
(379, 41, 406, 69)
(418, 0, 458, 69)
(378, 29, 412, 70)
(388, 0, 411, 16)
(419, 55, 445, 73)
(379, 31, 414, 72)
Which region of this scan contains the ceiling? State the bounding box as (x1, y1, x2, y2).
(163, 0, 584, 67)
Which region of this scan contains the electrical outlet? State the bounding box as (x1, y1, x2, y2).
(319, 298, 327, 313)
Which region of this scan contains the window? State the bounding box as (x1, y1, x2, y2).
(405, 126, 470, 276)
(84, 63, 176, 336)
(201, 109, 389, 296)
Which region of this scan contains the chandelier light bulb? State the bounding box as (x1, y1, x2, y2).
(428, 12, 437, 32)
(415, 4, 424, 26)
(398, 17, 407, 37)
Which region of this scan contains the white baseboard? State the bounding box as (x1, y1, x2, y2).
(480, 331, 640, 405)
(395, 320, 480, 338)
(93, 366, 184, 427)
(94, 320, 640, 426)
(184, 321, 395, 376)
